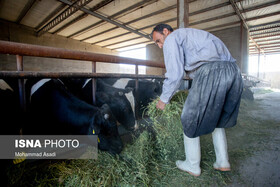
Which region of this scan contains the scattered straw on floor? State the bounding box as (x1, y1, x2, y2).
(6, 90, 279, 186)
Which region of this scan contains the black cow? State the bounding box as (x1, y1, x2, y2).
(61, 78, 137, 131)
(0, 79, 22, 134)
(25, 79, 123, 154)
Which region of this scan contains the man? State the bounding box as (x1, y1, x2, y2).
(151, 24, 243, 177)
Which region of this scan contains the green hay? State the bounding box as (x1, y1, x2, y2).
(7, 90, 279, 186)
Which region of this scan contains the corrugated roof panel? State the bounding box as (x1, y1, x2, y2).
(247, 15, 280, 27)
(73, 22, 116, 41)
(83, 27, 129, 43)
(193, 15, 239, 30)
(238, 0, 276, 10)
(97, 33, 139, 46)
(56, 14, 102, 37)
(141, 19, 177, 34)
(48, 10, 85, 34)
(107, 37, 150, 49)
(20, 0, 62, 28)
(159, 0, 177, 7)
(96, 0, 143, 16)
(117, 1, 173, 24)
(0, 0, 29, 22)
(128, 9, 176, 30)
(243, 3, 280, 20)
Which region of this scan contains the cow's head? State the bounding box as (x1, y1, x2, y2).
(91, 104, 123, 155)
(96, 88, 137, 131)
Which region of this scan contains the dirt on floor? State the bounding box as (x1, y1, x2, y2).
(229, 88, 280, 187)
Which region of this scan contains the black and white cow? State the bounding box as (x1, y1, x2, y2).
(61, 78, 137, 131)
(103, 78, 163, 117)
(25, 79, 123, 154)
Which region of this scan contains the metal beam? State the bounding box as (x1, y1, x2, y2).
(53, 0, 114, 34)
(83, 0, 230, 42)
(59, 0, 151, 40)
(81, 3, 176, 41)
(37, 0, 93, 36)
(92, 17, 177, 45)
(97, 14, 241, 47)
(67, 0, 157, 39)
(16, 0, 36, 23)
(0, 71, 168, 79)
(35, 4, 67, 31)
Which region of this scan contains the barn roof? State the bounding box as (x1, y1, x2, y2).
(0, 0, 279, 55)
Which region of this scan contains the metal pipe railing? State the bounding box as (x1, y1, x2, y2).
(0, 71, 166, 79)
(0, 40, 165, 68)
(0, 40, 166, 118)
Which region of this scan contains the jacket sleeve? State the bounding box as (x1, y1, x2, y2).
(160, 36, 185, 103)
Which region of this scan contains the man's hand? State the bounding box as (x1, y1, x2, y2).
(156, 99, 166, 110)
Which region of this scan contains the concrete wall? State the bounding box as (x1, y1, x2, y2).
(146, 26, 249, 75)
(0, 20, 119, 73)
(212, 25, 248, 74)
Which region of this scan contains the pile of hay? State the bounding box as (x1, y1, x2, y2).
(9, 90, 263, 186)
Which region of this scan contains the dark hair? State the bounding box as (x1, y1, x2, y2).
(150, 24, 174, 38)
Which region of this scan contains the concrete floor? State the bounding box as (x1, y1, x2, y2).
(230, 88, 280, 187)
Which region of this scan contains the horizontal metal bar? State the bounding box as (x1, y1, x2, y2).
(0, 71, 171, 79)
(0, 71, 192, 80)
(0, 41, 165, 68)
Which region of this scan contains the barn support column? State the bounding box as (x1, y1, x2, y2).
(135, 65, 139, 120)
(257, 50, 260, 78)
(16, 55, 26, 112)
(92, 61, 96, 105)
(240, 21, 244, 70)
(177, 0, 189, 28)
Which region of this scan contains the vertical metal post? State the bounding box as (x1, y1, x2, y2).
(240, 21, 244, 72)
(177, 0, 189, 28)
(92, 61, 96, 105)
(257, 50, 260, 78)
(135, 65, 139, 120)
(16, 55, 26, 112)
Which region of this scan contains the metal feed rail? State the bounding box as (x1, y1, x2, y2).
(0, 40, 166, 117)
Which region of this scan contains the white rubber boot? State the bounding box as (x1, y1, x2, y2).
(212, 128, 231, 171)
(176, 134, 201, 176)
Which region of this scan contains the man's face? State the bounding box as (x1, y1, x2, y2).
(152, 28, 171, 49)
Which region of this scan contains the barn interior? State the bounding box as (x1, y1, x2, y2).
(0, 0, 280, 186)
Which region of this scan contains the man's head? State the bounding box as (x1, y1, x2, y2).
(151, 24, 173, 48)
